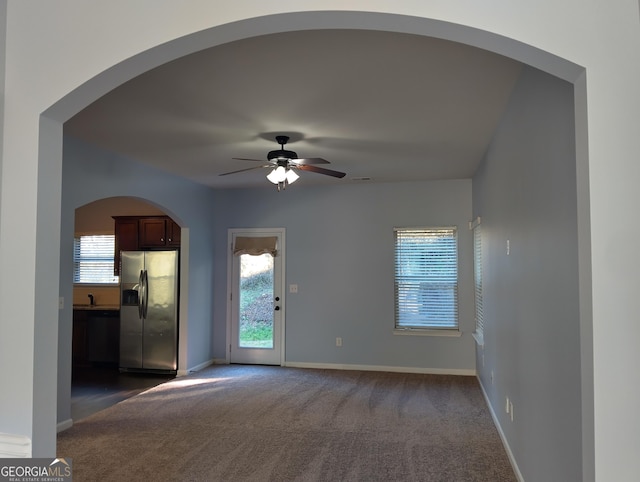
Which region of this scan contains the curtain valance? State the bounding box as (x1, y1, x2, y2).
(233, 236, 277, 257)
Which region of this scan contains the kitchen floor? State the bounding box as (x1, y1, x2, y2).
(71, 365, 175, 421)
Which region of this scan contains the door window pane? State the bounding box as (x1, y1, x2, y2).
(239, 253, 274, 348)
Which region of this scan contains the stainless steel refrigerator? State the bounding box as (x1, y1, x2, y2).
(120, 250, 178, 373)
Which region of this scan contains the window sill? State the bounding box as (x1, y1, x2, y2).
(472, 331, 484, 346)
(73, 283, 119, 287)
(393, 328, 462, 338)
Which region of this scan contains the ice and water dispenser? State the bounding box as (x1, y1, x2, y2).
(121, 287, 139, 306)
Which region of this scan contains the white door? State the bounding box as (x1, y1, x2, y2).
(228, 229, 284, 365)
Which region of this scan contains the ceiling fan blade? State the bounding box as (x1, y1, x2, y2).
(219, 165, 271, 176)
(296, 164, 346, 178)
(291, 157, 330, 165)
(232, 157, 269, 162)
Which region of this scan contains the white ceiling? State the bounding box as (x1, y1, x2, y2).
(65, 29, 523, 189)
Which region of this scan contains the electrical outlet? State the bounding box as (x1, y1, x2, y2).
(336, 337, 342, 347)
(506, 397, 510, 413)
(506, 239, 510, 255)
(289, 284, 298, 293)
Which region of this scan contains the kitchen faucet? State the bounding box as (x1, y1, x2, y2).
(88, 293, 95, 306)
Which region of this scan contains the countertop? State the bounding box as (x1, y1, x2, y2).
(73, 304, 120, 311)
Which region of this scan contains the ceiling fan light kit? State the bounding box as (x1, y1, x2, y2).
(222, 135, 346, 190)
(285, 168, 299, 183)
(266, 165, 287, 184)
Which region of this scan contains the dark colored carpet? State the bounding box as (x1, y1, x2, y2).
(57, 365, 516, 481)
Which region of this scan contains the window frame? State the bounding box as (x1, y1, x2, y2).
(393, 226, 460, 336)
(471, 218, 484, 345)
(73, 234, 119, 285)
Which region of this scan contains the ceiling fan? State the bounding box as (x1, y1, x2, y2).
(220, 135, 346, 190)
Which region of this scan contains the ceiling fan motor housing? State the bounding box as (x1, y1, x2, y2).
(268, 135, 297, 160)
(268, 148, 298, 160)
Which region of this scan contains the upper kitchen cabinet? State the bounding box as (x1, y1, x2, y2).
(114, 217, 138, 276)
(114, 217, 138, 251)
(139, 217, 180, 248)
(113, 216, 180, 275)
(166, 219, 181, 247)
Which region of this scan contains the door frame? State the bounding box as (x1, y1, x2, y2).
(225, 228, 286, 365)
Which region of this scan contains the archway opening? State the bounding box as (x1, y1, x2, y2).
(68, 197, 181, 421)
(31, 11, 589, 474)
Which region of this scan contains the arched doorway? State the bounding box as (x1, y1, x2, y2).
(25, 11, 589, 468)
(68, 197, 178, 422)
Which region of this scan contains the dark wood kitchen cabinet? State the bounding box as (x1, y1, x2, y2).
(113, 216, 181, 274)
(72, 309, 89, 366)
(72, 309, 120, 367)
(113, 217, 139, 276)
(166, 219, 181, 247)
(139, 217, 181, 248)
(139, 217, 167, 248)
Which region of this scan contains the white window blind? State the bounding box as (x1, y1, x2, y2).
(473, 223, 484, 336)
(394, 227, 458, 330)
(73, 235, 119, 284)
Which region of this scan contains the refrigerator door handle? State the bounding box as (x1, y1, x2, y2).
(138, 269, 144, 319)
(143, 269, 149, 319)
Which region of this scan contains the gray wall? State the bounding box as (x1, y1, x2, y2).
(58, 137, 218, 424)
(473, 66, 581, 480)
(0, 1, 5, 215)
(212, 180, 475, 371)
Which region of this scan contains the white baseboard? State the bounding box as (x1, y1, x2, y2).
(213, 358, 229, 365)
(0, 432, 31, 458)
(178, 358, 215, 376)
(56, 419, 73, 433)
(477, 377, 525, 482)
(283, 361, 476, 376)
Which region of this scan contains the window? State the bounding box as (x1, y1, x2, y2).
(471, 219, 484, 343)
(73, 235, 119, 284)
(394, 227, 458, 331)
